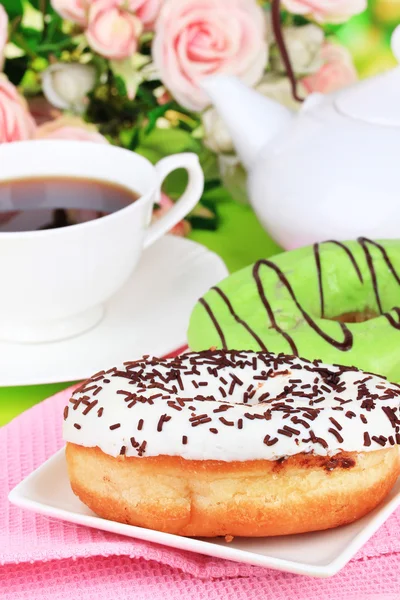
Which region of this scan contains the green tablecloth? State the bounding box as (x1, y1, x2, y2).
(0, 197, 281, 427)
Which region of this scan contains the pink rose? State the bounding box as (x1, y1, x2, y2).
(86, 0, 143, 60)
(301, 42, 357, 94)
(35, 115, 108, 143)
(153, 0, 268, 112)
(0, 5, 8, 71)
(0, 76, 36, 143)
(50, 0, 89, 26)
(128, 0, 161, 28)
(281, 0, 366, 24)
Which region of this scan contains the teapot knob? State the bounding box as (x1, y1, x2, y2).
(391, 25, 400, 63)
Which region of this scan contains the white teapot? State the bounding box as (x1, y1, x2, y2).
(202, 27, 400, 250)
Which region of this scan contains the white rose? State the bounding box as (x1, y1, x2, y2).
(42, 63, 96, 113)
(271, 24, 324, 76)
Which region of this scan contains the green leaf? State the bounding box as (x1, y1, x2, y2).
(136, 84, 157, 106)
(187, 204, 219, 231)
(114, 74, 127, 97)
(145, 101, 174, 134)
(11, 32, 38, 58)
(201, 186, 233, 205)
(135, 147, 162, 165)
(203, 179, 222, 193)
(1, 0, 24, 19)
(119, 128, 136, 148)
(42, 13, 65, 44)
(138, 127, 198, 156)
(119, 126, 142, 151)
(36, 34, 82, 54)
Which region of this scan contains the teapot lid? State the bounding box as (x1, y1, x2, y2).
(335, 26, 400, 127)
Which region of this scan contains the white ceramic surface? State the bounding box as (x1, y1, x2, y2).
(9, 447, 400, 578)
(0, 141, 204, 343)
(201, 27, 400, 250)
(0, 235, 228, 386)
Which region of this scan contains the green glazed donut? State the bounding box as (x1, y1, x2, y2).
(187, 238, 400, 383)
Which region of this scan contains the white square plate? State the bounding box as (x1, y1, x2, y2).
(9, 448, 400, 578)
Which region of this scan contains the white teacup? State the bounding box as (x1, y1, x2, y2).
(0, 140, 204, 343)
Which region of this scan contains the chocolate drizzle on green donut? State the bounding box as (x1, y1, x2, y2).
(252, 259, 353, 354)
(328, 241, 364, 283)
(356, 238, 400, 329)
(254, 261, 300, 354)
(358, 238, 400, 313)
(316, 240, 365, 318)
(202, 254, 354, 354)
(313, 244, 325, 318)
(385, 307, 400, 330)
(199, 237, 400, 355)
(210, 287, 267, 350)
(199, 298, 227, 349)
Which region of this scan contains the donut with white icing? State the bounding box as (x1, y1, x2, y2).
(63, 350, 400, 537)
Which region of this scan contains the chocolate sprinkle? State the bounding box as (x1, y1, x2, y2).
(157, 414, 171, 432)
(137, 441, 147, 456)
(219, 417, 234, 426)
(65, 348, 400, 460)
(277, 426, 300, 437)
(345, 411, 356, 419)
(372, 435, 387, 446)
(328, 428, 344, 443)
(329, 417, 342, 431)
(263, 435, 278, 446)
(364, 432, 371, 446)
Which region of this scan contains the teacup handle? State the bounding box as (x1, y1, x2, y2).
(143, 153, 204, 248)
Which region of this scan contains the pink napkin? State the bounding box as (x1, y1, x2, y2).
(1, 383, 400, 598)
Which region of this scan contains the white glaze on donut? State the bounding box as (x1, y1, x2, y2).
(62, 351, 400, 461)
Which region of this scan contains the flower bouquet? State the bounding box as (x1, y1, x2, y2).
(0, 0, 365, 232)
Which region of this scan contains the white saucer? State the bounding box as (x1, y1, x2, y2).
(0, 236, 228, 386)
(9, 448, 400, 578)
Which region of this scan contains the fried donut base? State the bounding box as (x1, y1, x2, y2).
(65, 442, 400, 537)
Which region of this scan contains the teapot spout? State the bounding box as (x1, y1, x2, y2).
(201, 75, 293, 169)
